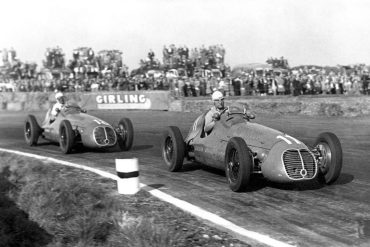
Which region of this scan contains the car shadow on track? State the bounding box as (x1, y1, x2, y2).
(181, 163, 268, 192)
(180, 162, 354, 192)
(181, 162, 204, 172)
(265, 173, 354, 191)
(72, 144, 153, 154)
(332, 173, 354, 185)
(36, 141, 57, 147)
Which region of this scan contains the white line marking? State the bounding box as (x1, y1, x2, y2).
(276, 135, 292, 145)
(285, 135, 301, 145)
(0, 147, 295, 247)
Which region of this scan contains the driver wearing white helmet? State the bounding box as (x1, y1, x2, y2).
(50, 92, 66, 123)
(204, 91, 227, 134)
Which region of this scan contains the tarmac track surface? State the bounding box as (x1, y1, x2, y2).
(0, 110, 370, 247)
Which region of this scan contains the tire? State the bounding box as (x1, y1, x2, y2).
(24, 115, 41, 146)
(225, 137, 253, 192)
(162, 126, 185, 172)
(59, 120, 75, 154)
(314, 132, 342, 184)
(117, 118, 134, 151)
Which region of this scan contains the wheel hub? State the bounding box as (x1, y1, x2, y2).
(317, 143, 332, 174)
(118, 125, 127, 140)
(228, 149, 240, 182)
(26, 124, 31, 139)
(164, 137, 173, 162)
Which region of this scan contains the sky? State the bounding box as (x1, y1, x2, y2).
(1, 0, 370, 70)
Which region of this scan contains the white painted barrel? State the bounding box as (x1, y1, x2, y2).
(115, 158, 140, 195)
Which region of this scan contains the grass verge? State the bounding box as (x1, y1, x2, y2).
(0, 152, 250, 247)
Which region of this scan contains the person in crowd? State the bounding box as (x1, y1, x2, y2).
(162, 45, 168, 64)
(232, 77, 242, 96)
(199, 77, 207, 96)
(204, 91, 227, 135)
(361, 71, 369, 95)
(292, 75, 301, 96)
(148, 49, 155, 62)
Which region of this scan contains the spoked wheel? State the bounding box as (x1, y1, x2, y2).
(24, 115, 41, 146)
(117, 118, 134, 151)
(59, 120, 75, 154)
(225, 137, 253, 192)
(227, 149, 241, 183)
(162, 126, 185, 172)
(314, 132, 342, 184)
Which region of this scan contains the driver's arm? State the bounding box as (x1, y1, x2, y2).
(204, 110, 217, 133)
(51, 103, 61, 116)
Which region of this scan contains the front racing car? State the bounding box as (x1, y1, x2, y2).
(162, 105, 343, 192)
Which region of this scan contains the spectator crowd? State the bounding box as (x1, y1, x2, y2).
(1, 45, 370, 96)
(1, 66, 369, 96)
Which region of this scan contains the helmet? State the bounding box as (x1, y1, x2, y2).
(55, 92, 64, 100)
(211, 91, 224, 101)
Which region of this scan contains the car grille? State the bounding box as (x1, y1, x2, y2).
(93, 126, 117, 146)
(282, 149, 317, 180)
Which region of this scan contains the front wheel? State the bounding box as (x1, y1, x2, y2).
(162, 126, 185, 172)
(314, 132, 342, 184)
(59, 120, 75, 154)
(117, 118, 134, 151)
(225, 137, 253, 192)
(24, 115, 41, 146)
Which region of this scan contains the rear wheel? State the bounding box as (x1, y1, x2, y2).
(225, 137, 253, 192)
(117, 118, 134, 151)
(314, 132, 342, 184)
(162, 126, 185, 172)
(24, 115, 41, 146)
(59, 120, 75, 154)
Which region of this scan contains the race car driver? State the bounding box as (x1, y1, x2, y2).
(204, 91, 227, 134)
(50, 92, 66, 123)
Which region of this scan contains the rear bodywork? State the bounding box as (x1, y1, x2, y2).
(41, 104, 117, 149)
(185, 109, 318, 183)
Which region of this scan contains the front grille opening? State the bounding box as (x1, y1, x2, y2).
(282, 149, 316, 180)
(105, 127, 116, 145)
(94, 126, 117, 146)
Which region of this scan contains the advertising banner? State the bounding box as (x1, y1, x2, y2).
(82, 91, 170, 110)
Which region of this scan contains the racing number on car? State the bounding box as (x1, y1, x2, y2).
(94, 119, 109, 125)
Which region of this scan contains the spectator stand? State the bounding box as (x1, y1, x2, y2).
(0, 48, 38, 82)
(161, 44, 230, 97)
(1, 45, 369, 96)
(97, 50, 128, 79)
(67, 47, 99, 80)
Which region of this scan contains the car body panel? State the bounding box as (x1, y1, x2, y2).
(185, 107, 317, 183)
(41, 103, 117, 149)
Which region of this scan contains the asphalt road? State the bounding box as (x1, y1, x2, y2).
(0, 110, 369, 247)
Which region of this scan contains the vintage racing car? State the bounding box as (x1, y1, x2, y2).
(162, 106, 342, 192)
(24, 103, 134, 154)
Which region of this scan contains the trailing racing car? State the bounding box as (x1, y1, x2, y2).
(24, 103, 134, 154)
(162, 106, 342, 192)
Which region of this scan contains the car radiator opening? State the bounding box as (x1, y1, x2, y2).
(282, 149, 317, 180)
(93, 126, 117, 146)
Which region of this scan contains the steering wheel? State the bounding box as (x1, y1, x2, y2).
(226, 107, 255, 120)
